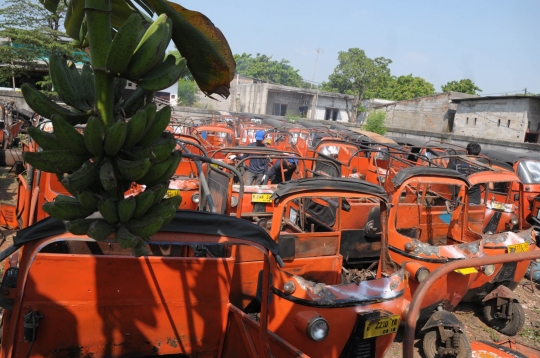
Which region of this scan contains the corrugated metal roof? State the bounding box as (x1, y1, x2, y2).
(452, 95, 540, 103)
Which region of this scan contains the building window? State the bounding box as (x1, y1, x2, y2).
(466, 117, 469, 124)
(498, 119, 501, 127)
(325, 108, 339, 121)
(273, 103, 287, 116)
(474, 118, 477, 125)
(507, 120, 510, 128)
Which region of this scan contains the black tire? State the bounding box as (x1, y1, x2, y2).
(423, 329, 472, 358)
(483, 299, 525, 336)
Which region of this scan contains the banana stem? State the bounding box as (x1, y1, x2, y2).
(85, 0, 114, 129)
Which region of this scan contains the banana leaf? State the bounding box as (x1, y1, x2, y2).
(145, 0, 235, 99)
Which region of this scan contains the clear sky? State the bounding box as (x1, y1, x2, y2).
(178, 0, 540, 95)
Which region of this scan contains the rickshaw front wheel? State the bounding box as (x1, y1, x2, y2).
(483, 299, 525, 336)
(423, 329, 471, 358)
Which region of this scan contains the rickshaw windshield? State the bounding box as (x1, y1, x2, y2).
(517, 160, 540, 184)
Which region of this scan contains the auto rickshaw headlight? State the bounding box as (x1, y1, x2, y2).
(294, 312, 329, 341)
(482, 264, 496, 276)
(191, 193, 200, 203)
(405, 262, 430, 283)
(231, 196, 238, 207)
(379, 176, 386, 184)
(307, 317, 329, 342)
(283, 280, 296, 294)
(510, 216, 519, 226)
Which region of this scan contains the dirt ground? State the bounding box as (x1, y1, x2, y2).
(384, 278, 540, 357)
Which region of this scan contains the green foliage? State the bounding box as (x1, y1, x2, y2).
(177, 79, 198, 106)
(233, 53, 304, 87)
(0, 0, 85, 90)
(363, 111, 387, 135)
(285, 113, 302, 122)
(441, 79, 482, 95)
(387, 74, 436, 101)
(321, 48, 391, 122)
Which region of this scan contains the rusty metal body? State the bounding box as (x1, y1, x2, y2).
(403, 250, 540, 358)
(0, 213, 309, 358)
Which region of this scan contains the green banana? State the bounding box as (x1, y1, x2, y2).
(103, 119, 127, 156)
(136, 153, 175, 185)
(143, 103, 157, 134)
(80, 63, 95, 108)
(84, 116, 104, 156)
(133, 190, 155, 218)
(138, 56, 187, 91)
(65, 0, 86, 41)
(117, 225, 139, 249)
(146, 151, 182, 188)
(51, 114, 89, 156)
(151, 182, 170, 206)
(116, 157, 151, 181)
(113, 77, 127, 106)
(55, 194, 79, 203)
(146, 196, 181, 225)
(61, 156, 102, 192)
(131, 133, 176, 163)
(66, 60, 86, 105)
(126, 215, 164, 239)
(49, 54, 89, 111)
(122, 110, 146, 150)
(137, 105, 171, 147)
(23, 150, 87, 173)
(97, 198, 119, 224)
(105, 13, 144, 76)
(21, 83, 91, 125)
(87, 219, 115, 241)
(77, 190, 99, 212)
(42, 199, 93, 221)
(118, 196, 136, 223)
(119, 87, 147, 117)
(66, 218, 94, 235)
(131, 239, 150, 257)
(56, 172, 78, 196)
(126, 14, 171, 79)
(99, 159, 117, 192)
(27, 126, 66, 151)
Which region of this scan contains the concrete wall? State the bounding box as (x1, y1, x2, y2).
(375, 92, 477, 133)
(265, 89, 310, 116)
(311, 95, 348, 121)
(0, 90, 31, 112)
(452, 98, 539, 142)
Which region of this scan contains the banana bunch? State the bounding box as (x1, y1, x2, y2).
(24, 103, 182, 256)
(105, 13, 187, 91)
(22, 60, 151, 123)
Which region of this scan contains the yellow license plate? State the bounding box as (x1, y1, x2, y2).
(491, 202, 506, 211)
(363, 315, 400, 339)
(166, 189, 180, 198)
(251, 193, 272, 203)
(507, 242, 529, 253)
(454, 267, 478, 275)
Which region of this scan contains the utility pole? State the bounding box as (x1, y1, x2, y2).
(310, 48, 323, 89)
(9, 37, 15, 90)
(524, 88, 527, 96)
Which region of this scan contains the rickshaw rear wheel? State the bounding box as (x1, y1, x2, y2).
(483, 299, 525, 336)
(423, 329, 471, 358)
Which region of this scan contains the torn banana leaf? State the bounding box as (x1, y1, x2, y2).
(146, 0, 235, 99)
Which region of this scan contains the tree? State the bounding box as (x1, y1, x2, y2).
(363, 110, 387, 135)
(233, 53, 304, 87)
(321, 48, 391, 123)
(0, 0, 84, 90)
(389, 74, 435, 101)
(177, 79, 198, 106)
(441, 79, 482, 95)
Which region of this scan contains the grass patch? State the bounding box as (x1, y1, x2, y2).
(482, 326, 501, 342)
(520, 327, 540, 343)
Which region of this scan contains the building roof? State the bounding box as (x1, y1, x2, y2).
(452, 95, 540, 103)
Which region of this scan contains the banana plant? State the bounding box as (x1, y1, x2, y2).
(22, 0, 235, 255)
